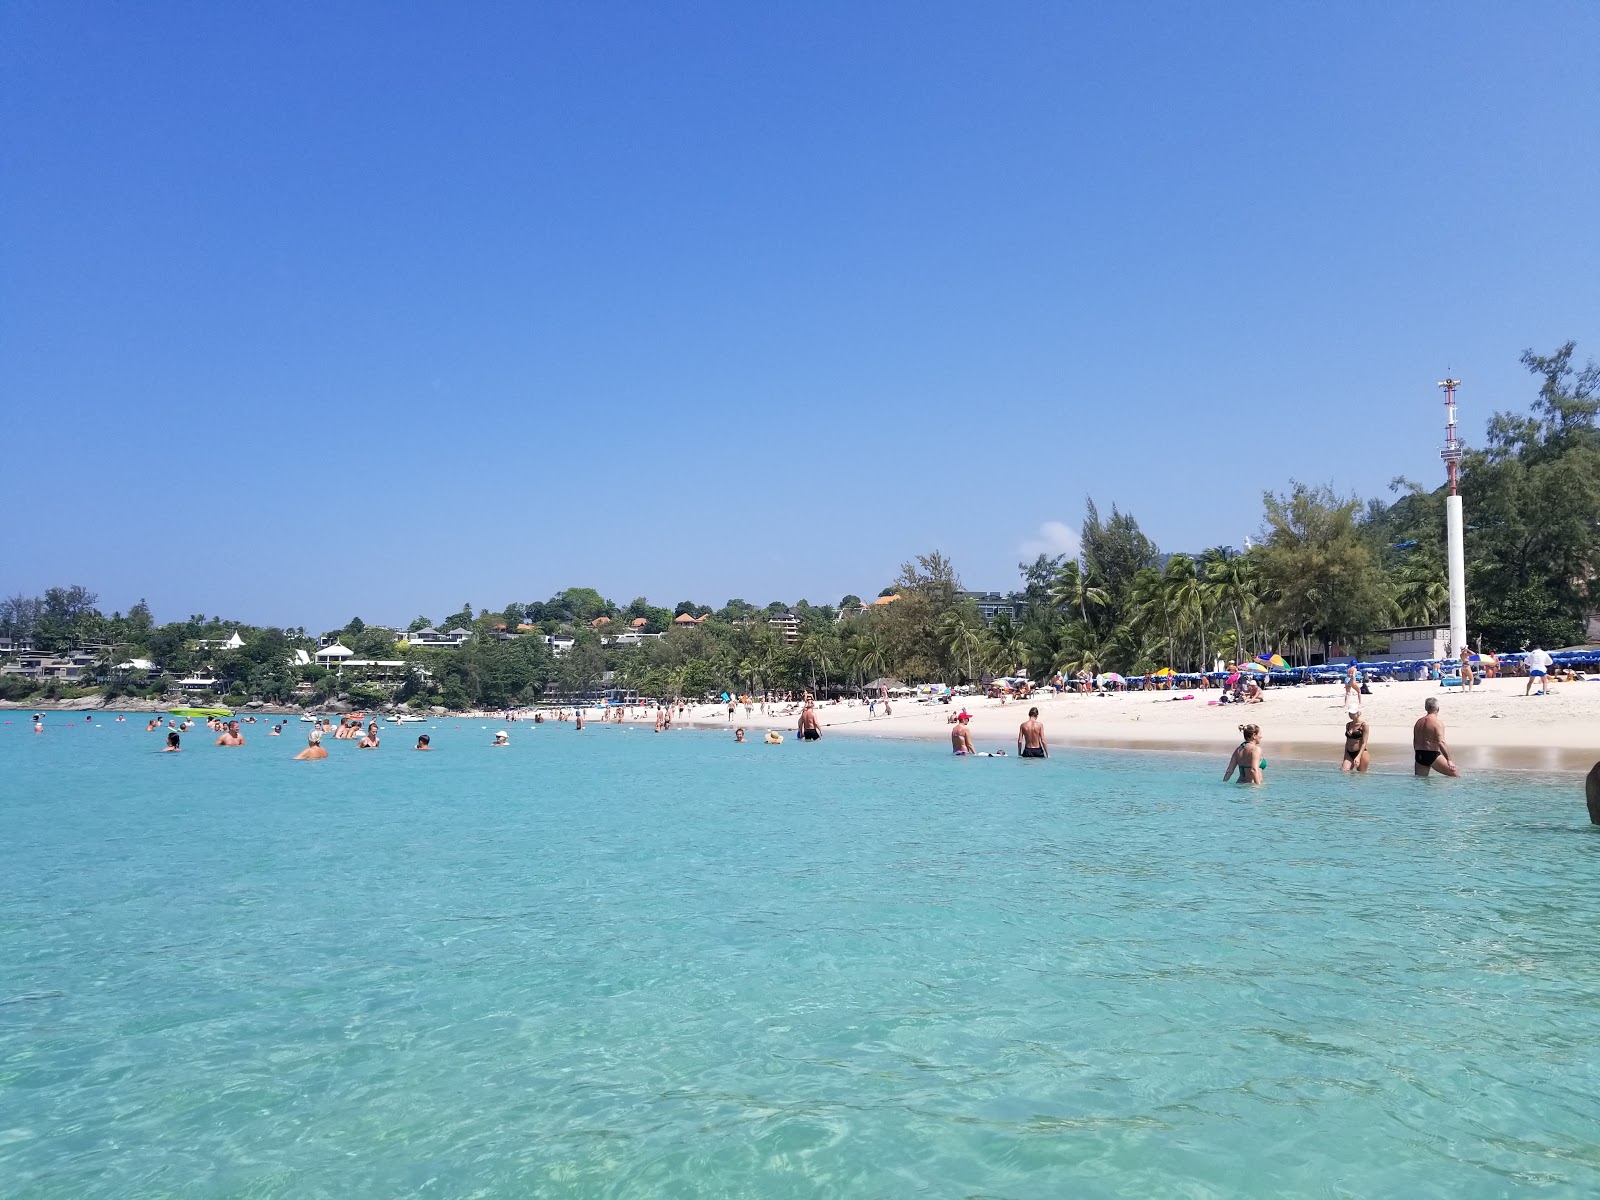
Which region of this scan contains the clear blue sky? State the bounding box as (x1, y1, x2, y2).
(4, 2, 1597, 630)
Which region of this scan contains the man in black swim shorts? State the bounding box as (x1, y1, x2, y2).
(1412, 697, 1460, 777)
(1017, 707, 1048, 758)
(797, 702, 822, 742)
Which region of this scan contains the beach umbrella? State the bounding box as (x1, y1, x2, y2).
(1097, 672, 1125, 685)
(1238, 662, 1268, 673)
(1151, 667, 1176, 677)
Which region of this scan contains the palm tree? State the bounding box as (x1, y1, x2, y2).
(1050, 561, 1108, 627)
(797, 633, 834, 694)
(987, 611, 1029, 676)
(1394, 560, 1448, 627)
(939, 609, 985, 684)
(851, 633, 888, 686)
(1053, 620, 1115, 677)
(1205, 552, 1259, 663)
(1129, 568, 1175, 668)
(1162, 554, 1210, 671)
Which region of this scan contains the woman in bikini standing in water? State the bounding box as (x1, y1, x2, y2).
(1224, 724, 1265, 785)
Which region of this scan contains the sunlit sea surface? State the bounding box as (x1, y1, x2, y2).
(2, 712, 1598, 1198)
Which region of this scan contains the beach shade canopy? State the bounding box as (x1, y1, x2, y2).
(863, 677, 901, 691)
(1151, 667, 1176, 677)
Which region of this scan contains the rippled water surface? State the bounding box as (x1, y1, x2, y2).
(3, 714, 1599, 1197)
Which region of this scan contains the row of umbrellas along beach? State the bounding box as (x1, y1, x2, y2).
(1083, 649, 1600, 688)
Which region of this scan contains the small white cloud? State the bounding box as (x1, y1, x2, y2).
(1019, 520, 1081, 561)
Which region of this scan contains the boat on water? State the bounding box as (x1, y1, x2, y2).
(386, 713, 427, 724)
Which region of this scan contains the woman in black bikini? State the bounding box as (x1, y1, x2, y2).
(1341, 714, 1369, 773)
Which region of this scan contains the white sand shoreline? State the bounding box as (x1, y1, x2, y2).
(633, 677, 1600, 775)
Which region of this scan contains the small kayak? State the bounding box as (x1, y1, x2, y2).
(167, 707, 234, 719)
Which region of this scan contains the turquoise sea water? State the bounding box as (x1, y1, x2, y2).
(2, 715, 1598, 1198)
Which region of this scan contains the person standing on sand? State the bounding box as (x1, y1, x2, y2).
(1340, 713, 1369, 773)
(951, 715, 975, 755)
(1018, 708, 1048, 758)
(1525, 646, 1553, 696)
(215, 720, 246, 747)
(294, 731, 328, 760)
(1412, 698, 1461, 777)
(1223, 724, 1264, 785)
(1459, 647, 1474, 692)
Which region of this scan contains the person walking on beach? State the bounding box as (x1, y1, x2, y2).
(1018, 708, 1048, 758)
(1525, 646, 1553, 696)
(1340, 713, 1369, 773)
(1343, 664, 1362, 712)
(215, 720, 246, 747)
(1223, 724, 1264, 785)
(1412, 698, 1461, 777)
(294, 731, 328, 760)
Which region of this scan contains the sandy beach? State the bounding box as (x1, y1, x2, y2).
(645, 677, 1600, 773)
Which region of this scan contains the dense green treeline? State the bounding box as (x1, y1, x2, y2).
(3, 344, 1596, 708)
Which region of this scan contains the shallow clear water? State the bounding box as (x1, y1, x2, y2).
(2, 714, 1599, 1198)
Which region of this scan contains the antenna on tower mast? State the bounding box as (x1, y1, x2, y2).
(1438, 377, 1462, 495)
(1437, 377, 1467, 656)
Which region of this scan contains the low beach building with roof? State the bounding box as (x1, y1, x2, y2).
(315, 644, 356, 667)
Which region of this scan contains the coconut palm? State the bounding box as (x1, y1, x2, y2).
(1050, 561, 1109, 627)
(1205, 551, 1259, 662)
(939, 608, 985, 683)
(987, 611, 1029, 677)
(1394, 560, 1449, 627)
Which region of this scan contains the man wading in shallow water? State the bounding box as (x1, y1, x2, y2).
(797, 702, 822, 741)
(1017, 708, 1048, 758)
(1413, 698, 1461, 777)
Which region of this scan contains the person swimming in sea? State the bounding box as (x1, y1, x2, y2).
(357, 722, 381, 749)
(162, 731, 181, 752)
(415, 734, 431, 751)
(734, 727, 746, 743)
(214, 720, 246, 747)
(294, 731, 328, 760)
(491, 730, 510, 747)
(1223, 724, 1264, 785)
